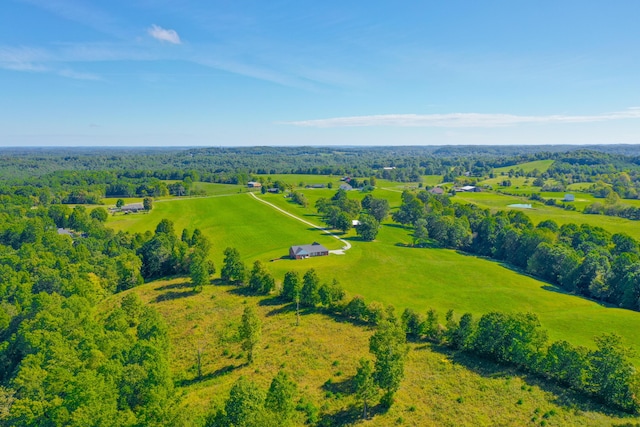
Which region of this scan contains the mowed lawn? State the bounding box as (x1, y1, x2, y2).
(109, 191, 640, 363)
(107, 193, 342, 264)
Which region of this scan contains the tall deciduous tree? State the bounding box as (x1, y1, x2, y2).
(223, 376, 266, 427)
(589, 333, 639, 412)
(90, 207, 109, 222)
(368, 198, 390, 222)
(143, 197, 153, 212)
(369, 319, 407, 407)
(356, 214, 380, 241)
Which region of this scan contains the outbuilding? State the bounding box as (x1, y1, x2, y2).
(121, 203, 144, 213)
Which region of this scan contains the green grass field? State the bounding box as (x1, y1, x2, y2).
(492, 159, 555, 174)
(422, 175, 444, 186)
(189, 182, 245, 195)
(478, 176, 537, 189)
(117, 279, 638, 426)
(109, 194, 343, 262)
(452, 191, 640, 240)
(107, 190, 640, 364)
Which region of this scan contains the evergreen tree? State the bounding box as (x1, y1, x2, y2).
(221, 247, 246, 284)
(264, 371, 296, 423)
(249, 260, 275, 295)
(354, 359, 377, 419)
(281, 271, 300, 302)
(239, 306, 262, 364)
(300, 269, 320, 307)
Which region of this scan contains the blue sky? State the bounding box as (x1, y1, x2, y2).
(1, 0, 639, 146)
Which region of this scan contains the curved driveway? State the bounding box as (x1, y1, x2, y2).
(248, 192, 351, 254)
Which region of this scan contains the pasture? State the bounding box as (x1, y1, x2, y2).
(492, 159, 555, 174)
(108, 190, 640, 363)
(452, 191, 640, 240)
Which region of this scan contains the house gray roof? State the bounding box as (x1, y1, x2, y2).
(290, 242, 328, 255)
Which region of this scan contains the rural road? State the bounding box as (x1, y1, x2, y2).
(248, 192, 351, 254)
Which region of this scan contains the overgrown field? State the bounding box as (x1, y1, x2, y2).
(116, 279, 638, 426)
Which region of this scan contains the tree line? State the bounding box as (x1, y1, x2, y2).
(217, 251, 640, 416)
(395, 189, 640, 311)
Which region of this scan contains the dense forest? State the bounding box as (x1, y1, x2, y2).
(3, 146, 640, 211)
(0, 192, 214, 425)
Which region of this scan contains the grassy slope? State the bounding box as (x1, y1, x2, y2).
(119, 279, 637, 426)
(493, 159, 555, 174)
(108, 190, 640, 364)
(109, 193, 342, 264)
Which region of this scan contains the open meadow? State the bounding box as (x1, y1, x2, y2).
(107, 186, 640, 364)
(111, 278, 639, 426)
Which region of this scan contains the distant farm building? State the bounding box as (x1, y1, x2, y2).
(563, 194, 575, 202)
(352, 219, 361, 227)
(57, 228, 75, 237)
(247, 181, 262, 188)
(289, 242, 329, 260)
(339, 183, 353, 191)
(57, 228, 86, 239)
(121, 203, 144, 213)
(459, 185, 477, 192)
(429, 187, 444, 195)
(305, 184, 326, 189)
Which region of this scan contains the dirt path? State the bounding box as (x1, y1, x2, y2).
(248, 192, 351, 254)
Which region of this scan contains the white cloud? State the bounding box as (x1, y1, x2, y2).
(0, 46, 49, 72)
(148, 25, 181, 44)
(285, 108, 640, 128)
